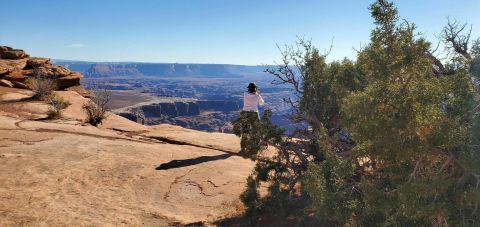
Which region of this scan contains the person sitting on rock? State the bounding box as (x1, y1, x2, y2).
(236, 82, 264, 156)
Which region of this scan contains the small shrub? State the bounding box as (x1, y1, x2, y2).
(83, 89, 110, 126)
(47, 105, 62, 119)
(29, 71, 56, 100)
(46, 95, 70, 119)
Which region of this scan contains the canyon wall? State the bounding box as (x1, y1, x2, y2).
(55, 61, 271, 78)
(116, 100, 242, 132)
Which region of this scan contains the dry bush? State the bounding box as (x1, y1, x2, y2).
(29, 70, 56, 100)
(83, 89, 110, 126)
(46, 95, 71, 119)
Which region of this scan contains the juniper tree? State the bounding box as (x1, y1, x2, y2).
(234, 0, 479, 225)
(304, 0, 480, 226)
(233, 39, 364, 221)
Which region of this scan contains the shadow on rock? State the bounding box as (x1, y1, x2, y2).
(156, 153, 232, 170)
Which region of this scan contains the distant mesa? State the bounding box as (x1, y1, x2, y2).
(54, 60, 271, 78)
(87, 63, 142, 77)
(0, 45, 91, 97)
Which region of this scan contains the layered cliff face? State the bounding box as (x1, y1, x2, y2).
(116, 99, 242, 132)
(0, 46, 90, 97)
(86, 64, 143, 77)
(118, 102, 200, 121)
(140, 101, 201, 117)
(119, 100, 296, 134)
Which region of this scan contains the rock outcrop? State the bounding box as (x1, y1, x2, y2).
(0, 46, 29, 59)
(0, 86, 253, 226)
(26, 57, 51, 68)
(0, 79, 13, 88)
(0, 45, 88, 95)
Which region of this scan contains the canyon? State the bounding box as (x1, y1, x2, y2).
(114, 97, 243, 132)
(0, 47, 262, 225)
(55, 60, 295, 133)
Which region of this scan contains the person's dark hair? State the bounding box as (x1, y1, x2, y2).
(247, 82, 257, 93)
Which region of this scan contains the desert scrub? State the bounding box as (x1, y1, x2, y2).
(28, 69, 56, 100)
(46, 95, 70, 119)
(83, 89, 110, 126)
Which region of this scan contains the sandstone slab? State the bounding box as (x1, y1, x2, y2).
(0, 87, 254, 226)
(0, 46, 13, 52)
(26, 57, 51, 68)
(65, 85, 93, 98)
(12, 81, 28, 89)
(0, 49, 29, 59)
(0, 66, 7, 75)
(0, 79, 13, 88)
(34, 65, 71, 77)
(3, 69, 32, 82)
(56, 72, 82, 89)
(0, 59, 28, 73)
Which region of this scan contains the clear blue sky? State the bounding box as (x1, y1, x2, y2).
(1, 0, 479, 65)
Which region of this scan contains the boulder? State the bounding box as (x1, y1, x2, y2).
(0, 66, 8, 75)
(27, 57, 51, 68)
(0, 46, 85, 91)
(30, 66, 51, 77)
(56, 72, 82, 89)
(0, 46, 13, 52)
(12, 81, 28, 89)
(0, 79, 13, 88)
(52, 65, 71, 77)
(3, 72, 26, 82)
(33, 65, 71, 78)
(3, 69, 32, 82)
(0, 59, 28, 74)
(0, 49, 29, 59)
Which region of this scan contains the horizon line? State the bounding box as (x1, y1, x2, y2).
(52, 58, 275, 67)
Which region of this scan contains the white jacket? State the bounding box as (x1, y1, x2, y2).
(242, 92, 264, 112)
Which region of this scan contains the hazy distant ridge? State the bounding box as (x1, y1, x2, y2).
(54, 60, 271, 78)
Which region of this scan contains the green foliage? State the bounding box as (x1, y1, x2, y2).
(303, 0, 480, 226)
(304, 157, 360, 224)
(234, 43, 364, 222)
(235, 1, 480, 225)
(240, 175, 260, 217)
(232, 109, 283, 159)
(240, 162, 293, 217)
(300, 53, 365, 129)
(471, 56, 480, 90)
(233, 109, 301, 220)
